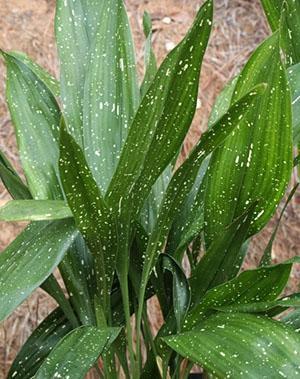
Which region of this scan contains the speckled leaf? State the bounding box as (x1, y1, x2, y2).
(158, 254, 191, 331)
(164, 313, 300, 378)
(260, 0, 282, 31)
(55, 0, 103, 145)
(139, 85, 265, 305)
(0, 150, 31, 200)
(280, 0, 300, 67)
(1, 51, 62, 200)
(282, 308, 300, 331)
(7, 308, 72, 379)
(7, 51, 59, 97)
(59, 124, 117, 311)
(215, 293, 300, 315)
(186, 259, 297, 329)
(34, 326, 120, 379)
(190, 203, 256, 305)
(288, 63, 300, 143)
(106, 0, 213, 218)
(0, 219, 78, 322)
(0, 200, 72, 221)
(82, 0, 139, 193)
(204, 33, 292, 246)
(140, 11, 157, 97)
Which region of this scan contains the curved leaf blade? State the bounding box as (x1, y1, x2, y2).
(8, 308, 72, 379)
(34, 326, 120, 379)
(0, 220, 78, 322)
(164, 313, 300, 378)
(204, 33, 293, 246)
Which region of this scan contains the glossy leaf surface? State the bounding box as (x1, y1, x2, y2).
(34, 326, 120, 379)
(0, 220, 78, 321)
(204, 33, 292, 246)
(0, 200, 72, 221)
(164, 313, 300, 378)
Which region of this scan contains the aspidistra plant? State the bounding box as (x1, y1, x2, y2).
(0, 0, 300, 378)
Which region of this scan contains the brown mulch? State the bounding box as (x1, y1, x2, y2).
(0, 0, 299, 378)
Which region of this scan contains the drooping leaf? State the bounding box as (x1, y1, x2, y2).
(34, 326, 120, 379)
(0, 150, 31, 200)
(164, 313, 300, 378)
(82, 0, 139, 193)
(59, 124, 117, 312)
(7, 308, 72, 379)
(106, 0, 213, 219)
(190, 203, 257, 305)
(186, 258, 299, 329)
(0, 219, 78, 322)
(204, 33, 292, 246)
(0, 200, 72, 221)
(7, 51, 59, 97)
(1, 51, 62, 200)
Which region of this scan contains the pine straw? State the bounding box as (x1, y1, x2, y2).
(0, 0, 299, 377)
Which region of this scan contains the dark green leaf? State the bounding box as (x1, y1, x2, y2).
(190, 203, 257, 305)
(186, 259, 299, 329)
(164, 312, 300, 378)
(106, 0, 213, 219)
(0, 219, 78, 322)
(0, 150, 31, 199)
(34, 326, 120, 379)
(59, 124, 117, 312)
(204, 33, 292, 246)
(1, 51, 62, 200)
(260, 0, 282, 31)
(288, 63, 300, 143)
(0, 200, 72, 221)
(7, 308, 72, 379)
(280, 0, 300, 66)
(158, 254, 191, 331)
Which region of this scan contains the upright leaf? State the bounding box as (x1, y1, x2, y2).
(204, 33, 292, 246)
(0, 220, 78, 322)
(288, 63, 300, 143)
(59, 124, 117, 313)
(34, 326, 120, 379)
(260, 0, 282, 31)
(83, 0, 139, 192)
(164, 313, 300, 378)
(106, 0, 213, 218)
(1, 51, 62, 200)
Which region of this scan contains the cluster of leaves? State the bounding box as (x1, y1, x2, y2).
(0, 0, 300, 378)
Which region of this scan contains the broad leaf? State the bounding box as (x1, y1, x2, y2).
(288, 63, 300, 143)
(164, 313, 300, 378)
(59, 124, 117, 312)
(260, 0, 282, 31)
(280, 0, 300, 66)
(106, 0, 213, 218)
(34, 326, 120, 379)
(7, 308, 72, 379)
(0, 219, 78, 322)
(0, 200, 72, 221)
(83, 0, 139, 193)
(204, 33, 292, 246)
(1, 51, 62, 200)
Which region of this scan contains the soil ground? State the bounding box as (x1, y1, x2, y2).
(0, 0, 299, 378)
